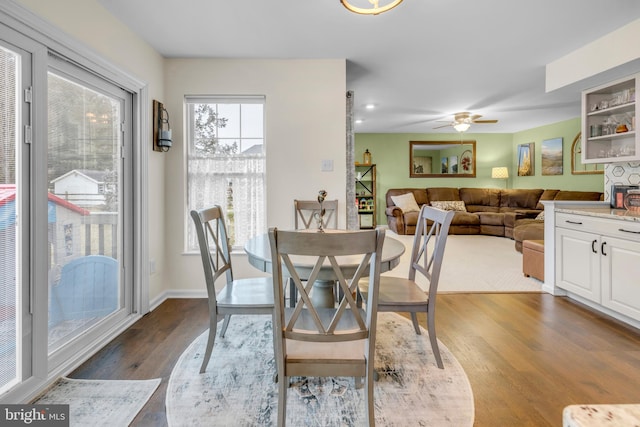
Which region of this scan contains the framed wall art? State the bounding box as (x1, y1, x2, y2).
(517, 142, 535, 176)
(542, 137, 563, 176)
(448, 156, 458, 174)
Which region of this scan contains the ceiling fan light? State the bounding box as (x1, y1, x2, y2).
(341, 0, 403, 15)
(453, 122, 470, 132)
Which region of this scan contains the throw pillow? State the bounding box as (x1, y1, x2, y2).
(535, 211, 545, 221)
(390, 193, 421, 213)
(431, 200, 467, 212)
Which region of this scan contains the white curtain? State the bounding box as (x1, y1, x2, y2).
(188, 155, 265, 249)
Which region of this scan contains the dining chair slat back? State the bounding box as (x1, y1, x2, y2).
(191, 205, 274, 373)
(269, 227, 385, 427)
(359, 205, 454, 369)
(294, 199, 338, 230)
(290, 199, 339, 307)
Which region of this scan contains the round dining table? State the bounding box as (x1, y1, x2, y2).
(244, 229, 406, 307)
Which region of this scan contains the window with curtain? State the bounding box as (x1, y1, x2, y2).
(185, 96, 266, 251)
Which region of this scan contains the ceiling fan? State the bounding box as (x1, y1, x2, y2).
(433, 112, 498, 132)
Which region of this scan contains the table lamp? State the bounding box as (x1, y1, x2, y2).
(491, 167, 509, 188)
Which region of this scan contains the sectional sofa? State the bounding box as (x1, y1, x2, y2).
(385, 187, 603, 250)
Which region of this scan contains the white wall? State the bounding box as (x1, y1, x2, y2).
(163, 58, 347, 292)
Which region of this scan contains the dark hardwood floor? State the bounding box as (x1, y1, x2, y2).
(71, 294, 640, 426)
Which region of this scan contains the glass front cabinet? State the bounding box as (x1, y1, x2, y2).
(581, 73, 639, 163)
(355, 163, 376, 229)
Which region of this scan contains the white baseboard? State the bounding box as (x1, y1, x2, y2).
(149, 289, 207, 312)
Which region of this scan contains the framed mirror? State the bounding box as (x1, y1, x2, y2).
(410, 140, 476, 178)
(571, 132, 604, 175)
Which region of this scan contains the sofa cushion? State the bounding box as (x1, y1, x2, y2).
(476, 212, 505, 226)
(513, 219, 545, 252)
(390, 192, 421, 213)
(427, 187, 460, 201)
(430, 200, 467, 212)
(460, 188, 501, 208)
(386, 188, 428, 209)
(500, 189, 544, 210)
(535, 189, 560, 210)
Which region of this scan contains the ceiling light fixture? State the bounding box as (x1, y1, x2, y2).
(341, 0, 403, 15)
(453, 122, 471, 133)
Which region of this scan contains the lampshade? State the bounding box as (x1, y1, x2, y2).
(491, 167, 509, 179)
(341, 0, 403, 15)
(453, 122, 471, 133)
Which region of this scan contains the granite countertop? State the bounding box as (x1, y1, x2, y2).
(556, 206, 640, 223)
(563, 404, 640, 426)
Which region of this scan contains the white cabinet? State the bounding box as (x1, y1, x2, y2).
(555, 211, 640, 323)
(556, 226, 600, 301)
(601, 235, 640, 320)
(581, 73, 639, 163)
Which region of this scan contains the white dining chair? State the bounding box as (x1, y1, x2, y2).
(191, 205, 274, 373)
(269, 227, 385, 426)
(360, 205, 453, 369)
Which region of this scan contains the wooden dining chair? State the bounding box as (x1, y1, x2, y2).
(294, 199, 338, 230)
(289, 199, 339, 307)
(359, 205, 454, 369)
(268, 227, 385, 427)
(191, 205, 274, 373)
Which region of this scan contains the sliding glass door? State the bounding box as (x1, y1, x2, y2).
(0, 17, 137, 399)
(46, 66, 130, 355)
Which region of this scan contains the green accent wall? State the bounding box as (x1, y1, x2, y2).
(355, 117, 604, 226)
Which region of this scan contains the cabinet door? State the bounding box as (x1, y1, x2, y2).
(601, 236, 640, 321)
(556, 227, 601, 301)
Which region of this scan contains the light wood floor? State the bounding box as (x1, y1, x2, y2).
(71, 294, 640, 426)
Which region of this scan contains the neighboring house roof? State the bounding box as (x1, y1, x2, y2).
(0, 184, 90, 216)
(50, 169, 108, 185)
(242, 144, 263, 155)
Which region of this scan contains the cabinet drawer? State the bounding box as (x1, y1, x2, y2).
(556, 212, 640, 241)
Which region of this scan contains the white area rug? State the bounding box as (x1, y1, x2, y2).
(166, 314, 474, 426)
(385, 232, 542, 293)
(34, 377, 160, 426)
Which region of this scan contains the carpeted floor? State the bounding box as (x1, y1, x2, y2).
(33, 377, 161, 426)
(166, 313, 474, 426)
(385, 231, 542, 293)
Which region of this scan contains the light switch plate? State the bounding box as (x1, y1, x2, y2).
(321, 159, 333, 171)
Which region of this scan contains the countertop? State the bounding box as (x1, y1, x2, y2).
(556, 206, 640, 223)
(563, 404, 640, 427)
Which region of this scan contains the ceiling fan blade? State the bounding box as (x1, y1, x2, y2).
(473, 119, 498, 124)
(433, 123, 452, 129)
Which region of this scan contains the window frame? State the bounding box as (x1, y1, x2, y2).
(184, 95, 266, 252)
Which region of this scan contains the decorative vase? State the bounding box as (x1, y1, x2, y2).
(363, 149, 372, 165)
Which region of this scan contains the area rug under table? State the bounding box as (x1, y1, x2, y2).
(166, 313, 474, 426)
(33, 377, 161, 426)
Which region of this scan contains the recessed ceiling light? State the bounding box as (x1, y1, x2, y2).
(355, 119, 364, 124)
(365, 104, 375, 110)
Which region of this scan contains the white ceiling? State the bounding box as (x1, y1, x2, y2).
(98, 0, 640, 134)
